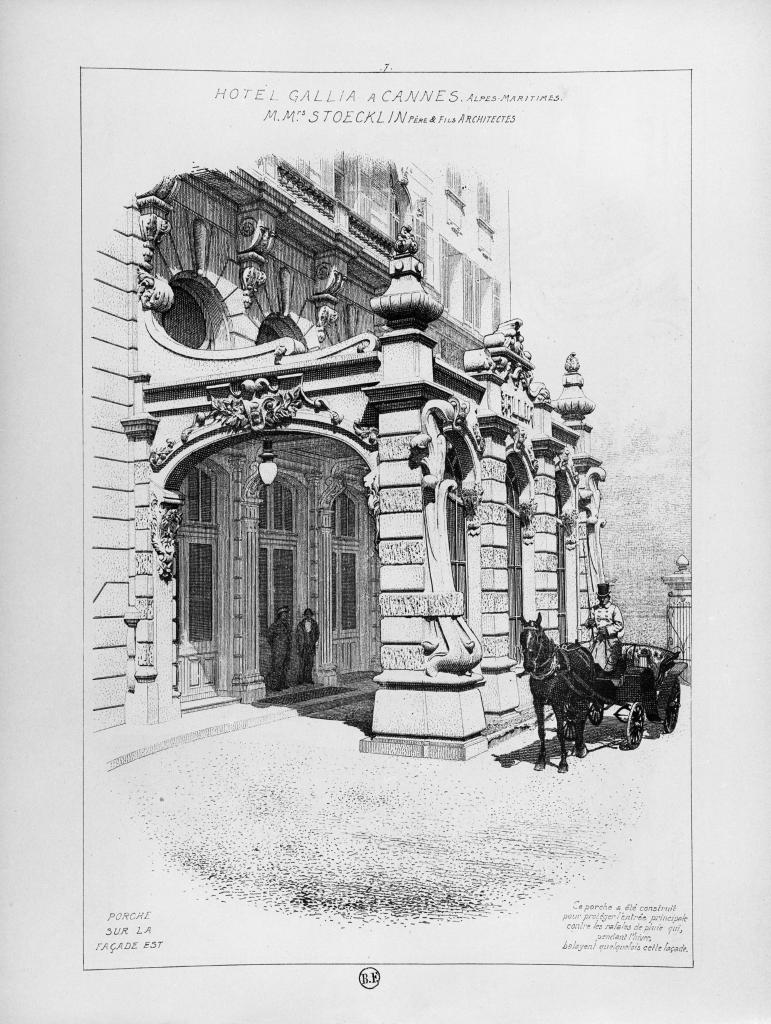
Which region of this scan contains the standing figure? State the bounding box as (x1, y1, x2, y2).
(294, 607, 320, 687)
(267, 606, 292, 692)
(584, 581, 625, 679)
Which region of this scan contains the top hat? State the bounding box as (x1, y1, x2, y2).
(302, 607, 314, 617)
(596, 582, 611, 598)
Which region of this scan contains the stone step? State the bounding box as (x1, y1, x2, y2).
(181, 695, 243, 715)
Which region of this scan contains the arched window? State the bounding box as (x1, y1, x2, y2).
(160, 274, 227, 350)
(332, 491, 358, 632)
(506, 465, 524, 658)
(445, 449, 467, 609)
(334, 493, 357, 538)
(555, 483, 568, 644)
(272, 483, 294, 533)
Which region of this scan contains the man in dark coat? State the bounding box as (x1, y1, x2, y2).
(294, 607, 320, 687)
(267, 606, 292, 691)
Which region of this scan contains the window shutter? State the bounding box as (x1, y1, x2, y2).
(340, 553, 357, 629)
(189, 543, 213, 641)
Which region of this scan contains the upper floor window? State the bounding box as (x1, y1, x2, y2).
(413, 197, 434, 284)
(477, 180, 492, 225)
(186, 468, 215, 524)
(446, 166, 463, 198)
(160, 274, 228, 350)
(258, 481, 294, 533)
(334, 493, 357, 538)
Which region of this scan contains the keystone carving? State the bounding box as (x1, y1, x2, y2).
(149, 378, 342, 472)
(316, 304, 339, 344)
(238, 216, 274, 310)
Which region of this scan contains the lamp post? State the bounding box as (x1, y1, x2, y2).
(258, 438, 278, 486)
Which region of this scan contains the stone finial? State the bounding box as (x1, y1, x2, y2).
(676, 554, 690, 572)
(554, 350, 595, 422)
(370, 222, 443, 331)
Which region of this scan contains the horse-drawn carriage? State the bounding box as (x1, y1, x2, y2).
(563, 641, 686, 750)
(520, 614, 688, 773)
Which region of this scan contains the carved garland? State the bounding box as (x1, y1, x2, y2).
(150, 495, 183, 581)
(149, 378, 342, 472)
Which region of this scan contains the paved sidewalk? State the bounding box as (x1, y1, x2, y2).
(94, 682, 377, 771)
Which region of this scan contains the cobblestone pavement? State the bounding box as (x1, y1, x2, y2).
(92, 687, 691, 950)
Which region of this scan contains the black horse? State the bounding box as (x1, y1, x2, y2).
(520, 614, 595, 772)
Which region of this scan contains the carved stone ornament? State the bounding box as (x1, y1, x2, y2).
(560, 508, 580, 550)
(239, 259, 267, 309)
(238, 217, 274, 310)
(460, 484, 483, 536)
(150, 495, 183, 581)
(554, 447, 578, 485)
(316, 304, 339, 344)
(370, 221, 443, 331)
(518, 498, 537, 545)
(352, 420, 379, 450)
(363, 465, 380, 526)
(149, 378, 343, 472)
(514, 430, 537, 474)
(405, 398, 483, 682)
(136, 179, 178, 315)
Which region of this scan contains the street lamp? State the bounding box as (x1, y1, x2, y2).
(258, 438, 277, 486)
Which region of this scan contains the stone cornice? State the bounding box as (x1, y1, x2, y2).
(531, 435, 565, 459)
(476, 411, 516, 442)
(433, 359, 486, 404)
(551, 421, 579, 445)
(363, 379, 458, 413)
(121, 414, 160, 443)
(573, 454, 604, 472)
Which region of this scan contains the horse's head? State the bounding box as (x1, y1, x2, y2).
(520, 612, 545, 673)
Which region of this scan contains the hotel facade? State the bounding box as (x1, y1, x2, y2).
(88, 154, 609, 760)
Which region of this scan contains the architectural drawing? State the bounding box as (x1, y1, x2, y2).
(84, 71, 691, 969)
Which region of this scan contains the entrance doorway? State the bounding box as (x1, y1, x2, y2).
(174, 434, 379, 701)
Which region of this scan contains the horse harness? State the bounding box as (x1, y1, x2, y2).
(525, 630, 570, 682)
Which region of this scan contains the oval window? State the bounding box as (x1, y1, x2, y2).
(161, 282, 208, 349)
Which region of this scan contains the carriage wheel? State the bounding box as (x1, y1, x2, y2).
(588, 701, 604, 727)
(564, 718, 576, 741)
(663, 681, 681, 734)
(625, 702, 645, 750)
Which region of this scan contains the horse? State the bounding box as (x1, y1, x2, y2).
(520, 614, 596, 772)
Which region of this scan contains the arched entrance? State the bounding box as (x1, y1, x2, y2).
(174, 431, 379, 706)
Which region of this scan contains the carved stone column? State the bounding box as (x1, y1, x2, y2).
(532, 414, 563, 644)
(360, 224, 488, 761)
(149, 490, 183, 724)
(316, 507, 336, 686)
(242, 498, 266, 701)
(476, 420, 521, 721)
(122, 384, 184, 726)
(228, 453, 247, 695)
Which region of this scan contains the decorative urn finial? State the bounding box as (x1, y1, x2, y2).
(554, 351, 596, 422)
(370, 223, 443, 331)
